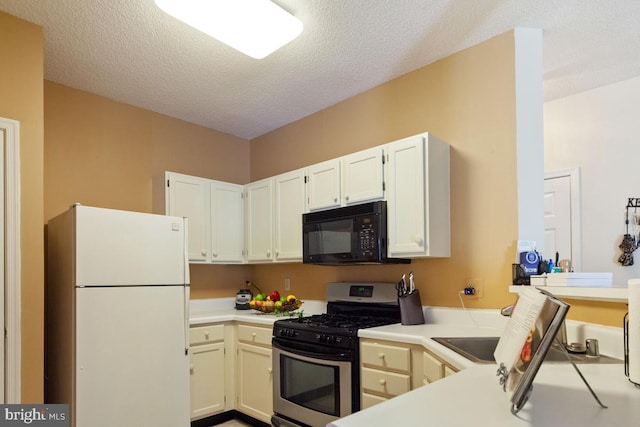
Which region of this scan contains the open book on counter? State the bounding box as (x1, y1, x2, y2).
(494, 287, 570, 412)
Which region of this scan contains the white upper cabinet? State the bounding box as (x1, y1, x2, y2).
(273, 169, 306, 262)
(162, 130, 450, 265)
(341, 146, 385, 205)
(384, 133, 450, 258)
(210, 181, 244, 263)
(165, 172, 244, 263)
(306, 159, 341, 211)
(245, 170, 306, 263)
(166, 172, 209, 262)
(244, 178, 274, 262)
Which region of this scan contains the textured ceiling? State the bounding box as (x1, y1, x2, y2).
(1, 0, 639, 140)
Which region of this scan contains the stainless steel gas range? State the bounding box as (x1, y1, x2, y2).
(271, 282, 400, 427)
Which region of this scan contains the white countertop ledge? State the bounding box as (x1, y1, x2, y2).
(329, 364, 637, 427)
(189, 297, 327, 326)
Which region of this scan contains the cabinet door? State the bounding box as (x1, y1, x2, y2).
(342, 147, 384, 205)
(236, 343, 273, 424)
(385, 135, 427, 256)
(190, 342, 225, 419)
(166, 172, 209, 262)
(274, 169, 305, 262)
(306, 159, 341, 211)
(245, 179, 274, 262)
(210, 181, 244, 263)
(385, 133, 450, 258)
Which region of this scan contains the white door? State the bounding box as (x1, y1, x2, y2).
(385, 135, 427, 256)
(341, 147, 384, 205)
(274, 169, 305, 261)
(0, 128, 5, 402)
(76, 286, 190, 427)
(544, 172, 577, 268)
(167, 173, 209, 262)
(210, 181, 244, 263)
(306, 159, 341, 211)
(74, 206, 188, 286)
(245, 179, 274, 262)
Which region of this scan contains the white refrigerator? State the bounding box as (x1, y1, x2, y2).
(46, 204, 190, 427)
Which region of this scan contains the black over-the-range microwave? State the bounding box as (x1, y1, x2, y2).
(302, 200, 410, 265)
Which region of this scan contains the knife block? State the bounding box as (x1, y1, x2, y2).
(398, 290, 425, 325)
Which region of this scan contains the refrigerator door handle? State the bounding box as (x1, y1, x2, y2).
(184, 284, 190, 355)
(182, 216, 190, 356)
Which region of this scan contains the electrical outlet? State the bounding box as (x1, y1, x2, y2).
(464, 278, 483, 298)
(284, 278, 291, 291)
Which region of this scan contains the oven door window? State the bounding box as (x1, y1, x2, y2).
(280, 353, 340, 416)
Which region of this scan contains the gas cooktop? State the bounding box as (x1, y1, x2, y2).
(275, 313, 399, 336)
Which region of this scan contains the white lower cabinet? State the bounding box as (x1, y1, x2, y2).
(236, 324, 273, 424)
(189, 324, 227, 420)
(423, 349, 458, 385)
(360, 339, 422, 408)
(361, 338, 458, 408)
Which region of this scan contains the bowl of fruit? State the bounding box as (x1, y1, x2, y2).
(249, 290, 303, 314)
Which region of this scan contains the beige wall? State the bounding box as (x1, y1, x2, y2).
(0, 12, 44, 402)
(43, 81, 254, 300)
(250, 32, 624, 327)
(251, 32, 520, 312)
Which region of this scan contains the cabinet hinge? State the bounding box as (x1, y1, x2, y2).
(166, 179, 170, 187)
(382, 155, 385, 165)
(382, 181, 385, 192)
(304, 175, 308, 184)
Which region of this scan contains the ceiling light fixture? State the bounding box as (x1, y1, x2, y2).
(154, 0, 303, 59)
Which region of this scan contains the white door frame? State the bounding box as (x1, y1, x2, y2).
(544, 168, 582, 272)
(1, 117, 21, 402)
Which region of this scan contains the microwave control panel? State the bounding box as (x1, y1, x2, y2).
(357, 219, 378, 258)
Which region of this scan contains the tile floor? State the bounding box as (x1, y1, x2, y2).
(215, 420, 253, 427)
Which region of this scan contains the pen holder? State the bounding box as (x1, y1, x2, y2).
(398, 290, 425, 325)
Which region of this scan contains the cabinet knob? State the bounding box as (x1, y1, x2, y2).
(201, 250, 207, 256)
(252, 332, 257, 338)
(212, 252, 218, 257)
(204, 331, 210, 339)
(268, 367, 273, 375)
(345, 195, 350, 201)
(334, 197, 338, 203)
(275, 250, 279, 257)
(415, 235, 424, 246)
(266, 250, 271, 257)
(190, 364, 195, 373)
(379, 379, 386, 386)
(378, 353, 385, 359)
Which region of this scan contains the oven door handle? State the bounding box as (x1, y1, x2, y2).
(273, 340, 352, 362)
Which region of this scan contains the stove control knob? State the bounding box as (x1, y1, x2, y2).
(327, 336, 336, 344)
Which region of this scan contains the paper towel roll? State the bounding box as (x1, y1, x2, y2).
(628, 279, 640, 384)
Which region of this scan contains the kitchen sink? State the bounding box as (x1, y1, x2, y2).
(431, 336, 623, 364)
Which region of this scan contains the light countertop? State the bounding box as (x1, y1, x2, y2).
(329, 363, 638, 427)
(189, 297, 326, 326)
(333, 308, 633, 427)
(188, 299, 635, 426)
